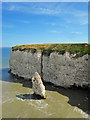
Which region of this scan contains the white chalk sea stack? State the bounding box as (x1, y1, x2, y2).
(32, 72, 46, 99)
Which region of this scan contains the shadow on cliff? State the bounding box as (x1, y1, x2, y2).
(1, 68, 89, 115)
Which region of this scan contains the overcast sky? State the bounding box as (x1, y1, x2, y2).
(2, 2, 88, 47)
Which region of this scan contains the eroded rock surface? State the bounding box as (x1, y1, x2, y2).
(42, 53, 88, 87)
(9, 50, 41, 79)
(9, 49, 88, 88)
(32, 72, 46, 98)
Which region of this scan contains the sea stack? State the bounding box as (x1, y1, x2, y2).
(32, 72, 46, 99)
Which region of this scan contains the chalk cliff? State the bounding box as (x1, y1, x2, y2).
(9, 44, 89, 88)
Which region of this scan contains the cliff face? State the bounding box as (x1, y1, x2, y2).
(43, 52, 88, 87)
(9, 50, 41, 79)
(9, 48, 88, 88)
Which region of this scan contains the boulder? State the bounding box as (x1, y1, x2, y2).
(32, 72, 46, 99)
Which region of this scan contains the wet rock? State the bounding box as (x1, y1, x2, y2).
(32, 72, 46, 99)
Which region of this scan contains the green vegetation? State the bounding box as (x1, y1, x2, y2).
(12, 43, 90, 58)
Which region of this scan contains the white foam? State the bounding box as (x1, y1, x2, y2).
(74, 107, 89, 118)
(16, 97, 25, 101)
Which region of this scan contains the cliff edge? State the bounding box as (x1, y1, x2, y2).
(9, 43, 89, 88)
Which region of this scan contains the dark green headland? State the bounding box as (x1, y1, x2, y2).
(12, 43, 90, 58)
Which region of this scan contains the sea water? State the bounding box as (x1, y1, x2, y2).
(0, 47, 89, 118)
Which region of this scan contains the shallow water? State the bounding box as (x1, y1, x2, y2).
(1, 68, 89, 118)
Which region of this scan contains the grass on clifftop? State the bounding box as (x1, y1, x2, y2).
(12, 43, 89, 57)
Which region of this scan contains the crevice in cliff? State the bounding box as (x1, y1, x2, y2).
(41, 51, 43, 81)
